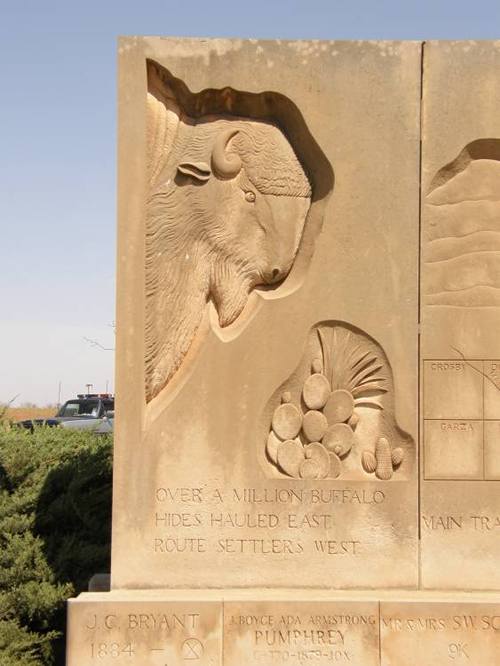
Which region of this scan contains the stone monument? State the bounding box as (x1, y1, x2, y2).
(66, 38, 500, 664)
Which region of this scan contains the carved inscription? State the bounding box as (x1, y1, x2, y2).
(263, 322, 414, 480)
(66, 601, 221, 666)
(223, 601, 379, 666)
(153, 485, 388, 560)
(423, 359, 500, 480)
(67, 598, 500, 666)
(381, 602, 500, 665)
(422, 513, 500, 535)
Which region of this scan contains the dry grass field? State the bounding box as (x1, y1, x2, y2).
(5, 407, 57, 422)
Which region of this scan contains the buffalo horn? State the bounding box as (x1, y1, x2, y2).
(211, 129, 242, 179)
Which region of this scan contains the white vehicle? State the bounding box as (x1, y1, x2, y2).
(57, 394, 114, 433)
(17, 394, 114, 433)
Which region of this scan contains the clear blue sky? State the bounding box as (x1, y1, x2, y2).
(1, 0, 499, 406)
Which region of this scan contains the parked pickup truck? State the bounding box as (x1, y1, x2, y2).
(17, 394, 114, 433)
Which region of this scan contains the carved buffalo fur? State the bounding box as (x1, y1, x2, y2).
(145, 75, 312, 402)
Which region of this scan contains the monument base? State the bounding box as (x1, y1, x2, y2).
(66, 589, 500, 665)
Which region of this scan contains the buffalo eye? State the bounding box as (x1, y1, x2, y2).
(244, 190, 256, 203)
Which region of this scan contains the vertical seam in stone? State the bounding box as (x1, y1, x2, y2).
(222, 598, 225, 665)
(482, 360, 485, 480)
(378, 600, 382, 664)
(417, 39, 426, 590)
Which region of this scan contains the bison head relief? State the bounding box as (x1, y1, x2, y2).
(145, 108, 312, 401)
(174, 126, 311, 325)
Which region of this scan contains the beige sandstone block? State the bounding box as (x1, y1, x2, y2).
(421, 41, 500, 589)
(381, 600, 500, 665)
(423, 420, 484, 480)
(483, 360, 500, 419)
(422, 360, 483, 420)
(66, 591, 500, 665)
(484, 421, 500, 480)
(66, 593, 221, 665)
(112, 37, 420, 590)
(65, 34, 500, 666)
(223, 599, 379, 666)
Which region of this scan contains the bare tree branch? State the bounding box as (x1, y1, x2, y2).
(83, 337, 115, 352)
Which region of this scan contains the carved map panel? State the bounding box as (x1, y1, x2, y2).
(420, 41, 500, 590)
(423, 359, 500, 480)
(423, 140, 500, 308)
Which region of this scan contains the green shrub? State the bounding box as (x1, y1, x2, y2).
(0, 426, 112, 665)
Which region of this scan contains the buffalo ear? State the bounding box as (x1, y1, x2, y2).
(177, 161, 211, 182)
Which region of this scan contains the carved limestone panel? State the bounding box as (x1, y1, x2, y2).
(423, 139, 500, 308)
(113, 38, 420, 591)
(422, 140, 500, 479)
(420, 41, 500, 591)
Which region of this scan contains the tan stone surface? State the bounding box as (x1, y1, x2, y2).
(66, 591, 500, 665)
(66, 594, 221, 666)
(70, 34, 500, 666)
(223, 599, 379, 666)
(113, 37, 420, 590)
(420, 41, 500, 589)
(381, 601, 500, 665)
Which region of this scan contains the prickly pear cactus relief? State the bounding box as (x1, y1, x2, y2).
(262, 322, 414, 481)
